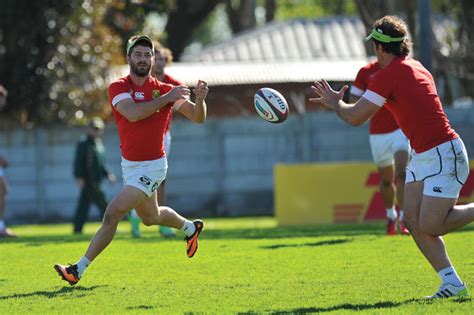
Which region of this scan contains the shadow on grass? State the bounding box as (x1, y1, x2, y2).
(0, 285, 107, 300)
(4, 223, 474, 246)
(260, 238, 352, 250)
(0, 224, 379, 246)
(126, 305, 155, 310)
(240, 298, 425, 314)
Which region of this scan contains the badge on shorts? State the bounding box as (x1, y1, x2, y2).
(152, 90, 160, 99)
(139, 176, 152, 187)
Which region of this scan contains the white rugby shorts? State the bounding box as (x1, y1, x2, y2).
(121, 156, 167, 197)
(369, 128, 410, 167)
(406, 137, 469, 199)
(164, 130, 171, 157)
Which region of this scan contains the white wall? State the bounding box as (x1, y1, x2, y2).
(1, 108, 473, 223)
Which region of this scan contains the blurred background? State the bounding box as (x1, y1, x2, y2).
(0, 0, 473, 224)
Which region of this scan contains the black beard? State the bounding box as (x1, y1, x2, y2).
(131, 63, 151, 77)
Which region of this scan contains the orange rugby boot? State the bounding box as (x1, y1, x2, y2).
(54, 264, 80, 286)
(185, 220, 204, 258)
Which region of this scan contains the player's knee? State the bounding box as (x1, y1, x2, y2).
(102, 206, 124, 226)
(402, 211, 416, 230)
(418, 220, 441, 236)
(141, 216, 157, 226)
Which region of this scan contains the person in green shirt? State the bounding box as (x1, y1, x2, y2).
(73, 117, 116, 234)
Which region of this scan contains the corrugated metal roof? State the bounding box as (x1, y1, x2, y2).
(181, 16, 367, 62)
(110, 59, 369, 86)
(108, 16, 370, 86)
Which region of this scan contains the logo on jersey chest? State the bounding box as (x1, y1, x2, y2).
(152, 90, 160, 99)
(134, 91, 145, 100)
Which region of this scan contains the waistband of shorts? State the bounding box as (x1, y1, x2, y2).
(412, 137, 461, 157)
(121, 156, 167, 168)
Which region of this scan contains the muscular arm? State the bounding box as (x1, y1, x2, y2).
(176, 80, 208, 123)
(334, 97, 379, 126)
(311, 80, 380, 126)
(116, 86, 190, 122)
(177, 99, 207, 123)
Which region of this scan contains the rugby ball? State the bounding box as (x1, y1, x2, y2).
(254, 87, 289, 123)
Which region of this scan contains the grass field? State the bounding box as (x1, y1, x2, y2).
(1, 217, 473, 314)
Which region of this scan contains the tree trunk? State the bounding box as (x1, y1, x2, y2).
(165, 0, 220, 60)
(225, 0, 257, 34)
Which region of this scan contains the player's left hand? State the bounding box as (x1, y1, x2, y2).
(309, 79, 348, 110)
(193, 80, 208, 101)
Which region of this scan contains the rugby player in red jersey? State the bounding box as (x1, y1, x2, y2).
(311, 16, 473, 299)
(55, 35, 208, 285)
(350, 62, 410, 235)
(128, 42, 184, 238)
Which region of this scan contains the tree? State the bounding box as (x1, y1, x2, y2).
(0, 0, 78, 125)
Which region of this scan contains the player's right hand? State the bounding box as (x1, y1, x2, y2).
(166, 85, 190, 103)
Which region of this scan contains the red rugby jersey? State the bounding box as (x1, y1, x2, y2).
(363, 57, 457, 153)
(351, 61, 399, 134)
(108, 75, 174, 161)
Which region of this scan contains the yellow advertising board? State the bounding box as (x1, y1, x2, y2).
(274, 161, 474, 226)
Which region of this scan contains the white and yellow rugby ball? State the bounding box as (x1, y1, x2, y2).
(254, 87, 289, 123)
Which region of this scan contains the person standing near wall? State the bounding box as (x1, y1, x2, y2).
(129, 42, 182, 238)
(73, 117, 116, 234)
(0, 84, 15, 238)
(350, 62, 410, 235)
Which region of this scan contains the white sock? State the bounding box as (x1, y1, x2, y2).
(399, 210, 404, 222)
(75, 256, 91, 278)
(386, 208, 397, 220)
(180, 220, 196, 237)
(438, 266, 463, 286)
(130, 210, 140, 219)
(0, 220, 5, 230)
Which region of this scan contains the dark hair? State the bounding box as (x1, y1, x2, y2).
(372, 15, 411, 57)
(154, 41, 174, 65)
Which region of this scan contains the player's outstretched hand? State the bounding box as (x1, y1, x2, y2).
(167, 85, 191, 103)
(309, 79, 348, 111)
(193, 80, 209, 101)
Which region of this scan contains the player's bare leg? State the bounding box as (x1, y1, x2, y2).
(135, 192, 203, 258)
(54, 186, 146, 285)
(404, 182, 470, 298)
(394, 150, 409, 234)
(378, 164, 397, 235)
(156, 179, 176, 237)
(86, 186, 146, 259)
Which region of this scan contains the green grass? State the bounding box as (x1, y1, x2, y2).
(1, 217, 473, 314)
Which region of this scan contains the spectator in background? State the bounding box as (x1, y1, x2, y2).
(128, 42, 183, 238)
(0, 85, 15, 237)
(73, 117, 116, 234)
